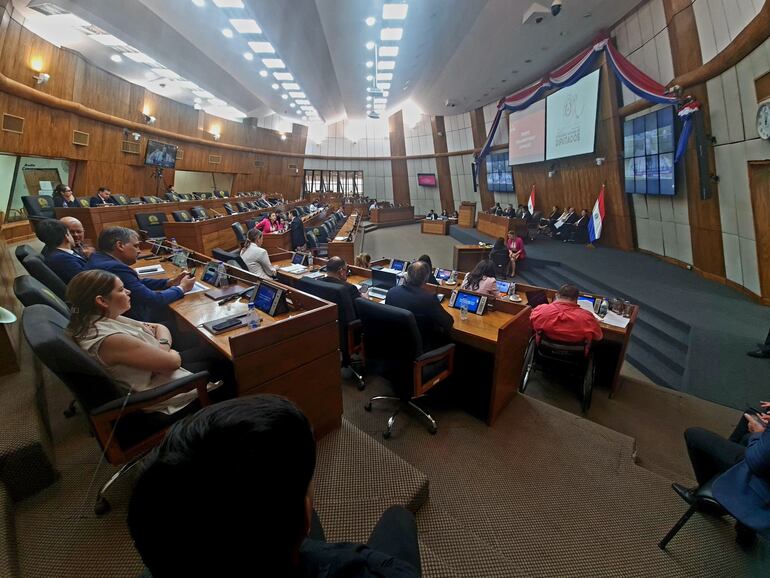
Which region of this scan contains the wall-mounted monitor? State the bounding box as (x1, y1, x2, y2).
(508, 99, 546, 165)
(417, 173, 437, 187)
(623, 106, 677, 196)
(545, 69, 601, 160)
(486, 152, 514, 193)
(145, 140, 178, 169)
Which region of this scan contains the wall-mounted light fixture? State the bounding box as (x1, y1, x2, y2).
(142, 113, 156, 125)
(280, 133, 287, 141)
(595, 157, 605, 166)
(210, 126, 222, 141)
(547, 164, 558, 178)
(30, 57, 50, 85)
(122, 128, 141, 142)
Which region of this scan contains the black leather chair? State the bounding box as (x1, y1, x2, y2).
(112, 194, 131, 206)
(14, 275, 70, 318)
(21, 195, 56, 224)
(212, 247, 247, 270)
(297, 277, 364, 389)
(179, 193, 194, 201)
(246, 201, 259, 211)
(231, 222, 246, 245)
(527, 210, 543, 240)
(22, 305, 212, 515)
(15, 244, 40, 265)
(223, 203, 236, 215)
(236, 202, 249, 213)
(245, 218, 258, 230)
(519, 331, 595, 412)
(135, 212, 167, 239)
(165, 192, 180, 202)
(196, 192, 214, 200)
(305, 231, 327, 257)
(356, 299, 455, 438)
(20, 254, 67, 300)
(215, 191, 228, 199)
(191, 206, 209, 220)
(141, 196, 163, 204)
(172, 210, 193, 223)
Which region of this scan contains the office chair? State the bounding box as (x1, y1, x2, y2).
(179, 193, 194, 201)
(14, 275, 70, 318)
(196, 192, 213, 200)
(231, 222, 247, 245)
(246, 201, 259, 211)
(135, 212, 167, 240)
(172, 210, 193, 223)
(22, 305, 212, 515)
(235, 202, 249, 213)
(15, 244, 41, 265)
(305, 232, 327, 257)
(519, 331, 595, 412)
(223, 203, 237, 215)
(245, 218, 258, 230)
(21, 195, 56, 224)
(212, 247, 248, 270)
(165, 192, 180, 202)
(20, 254, 67, 300)
(296, 277, 364, 389)
(356, 299, 455, 438)
(112, 194, 131, 206)
(191, 206, 209, 220)
(215, 191, 228, 199)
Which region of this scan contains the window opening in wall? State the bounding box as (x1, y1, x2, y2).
(303, 169, 364, 197)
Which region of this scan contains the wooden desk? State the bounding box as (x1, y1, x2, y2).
(163, 211, 262, 255)
(369, 206, 414, 224)
(144, 253, 343, 438)
(458, 202, 476, 228)
(327, 213, 363, 264)
(421, 219, 451, 235)
(453, 244, 490, 272)
(343, 203, 370, 220)
(476, 213, 527, 239)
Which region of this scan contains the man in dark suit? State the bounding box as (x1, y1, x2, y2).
(290, 210, 306, 251)
(86, 226, 194, 321)
(321, 257, 360, 302)
(557, 209, 589, 242)
(36, 219, 87, 284)
(385, 261, 453, 349)
(89, 186, 119, 207)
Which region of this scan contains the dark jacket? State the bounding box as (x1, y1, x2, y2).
(299, 540, 419, 577)
(321, 275, 360, 302)
(290, 215, 306, 250)
(45, 248, 88, 284)
(385, 284, 453, 349)
(54, 196, 80, 208)
(89, 195, 119, 207)
(85, 252, 184, 321)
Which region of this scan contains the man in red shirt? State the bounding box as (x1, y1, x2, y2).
(530, 284, 603, 343)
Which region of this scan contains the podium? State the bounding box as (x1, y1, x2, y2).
(458, 202, 476, 228)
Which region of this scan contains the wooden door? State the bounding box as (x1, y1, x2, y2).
(749, 161, 770, 301)
(22, 168, 62, 196)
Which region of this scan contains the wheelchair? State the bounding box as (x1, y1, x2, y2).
(519, 330, 596, 412)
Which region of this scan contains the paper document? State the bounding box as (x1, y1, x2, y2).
(185, 282, 208, 295)
(554, 220, 565, 229)
(334, 236, 347, 241)
(136, 264, 165, 276)
(598, 311, 630, 329)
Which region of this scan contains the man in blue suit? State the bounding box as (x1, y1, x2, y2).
(89, 186, 119, 207)
(86, 226, 194, 321)
(36, 219, 87, 284)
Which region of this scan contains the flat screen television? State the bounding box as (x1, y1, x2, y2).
(417, 173, 437, 187)
(623, 106, 677, 195)
(145, 140, 178, 169)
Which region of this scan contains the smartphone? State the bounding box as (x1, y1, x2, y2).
(212, 318, 243, 332)
(188, 267, 197, 278)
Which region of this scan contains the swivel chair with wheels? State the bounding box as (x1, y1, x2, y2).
(356, 299, 455, 438)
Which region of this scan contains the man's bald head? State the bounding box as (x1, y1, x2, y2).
(60, 216, 85, 244)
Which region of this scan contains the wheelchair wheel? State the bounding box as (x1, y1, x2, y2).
(519, 337, 536, 393)
(581, 354, 595, 413)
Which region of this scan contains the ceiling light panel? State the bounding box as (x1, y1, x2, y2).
(273, 72, 293, 81)
(295, 99, 310, 105)
(124, 52, 160, 65)
(378, 82, 391, 89)
(229, 19, 261, 34)
(249, 41, 275, 53)
(383, 4, 409, 20)
(151, 68, 182, 79)
(376, 73, 393, 81)
(379, 46, 399, 57)
(377, 60, 395, 70)
(282, 83, 300, 90)
(262, 58, 285, 68)
(380, 28, 403, 41)
(90, 34, 126, 47)
(212, 0, 244, 7)
(288, 92, 306, 98)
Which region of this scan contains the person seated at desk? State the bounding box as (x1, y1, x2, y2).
(505, 231, 526, 276)
(489, 238, 510, 277)
(60, 216, 94, 260)
(460, 260, 498, 297)
(274, 211, 287, 233)
(441, 209, 448, 219)
(354, 253, 371, 268)
(674, 408, 770, 546)
(322, 257, 360, 301)
(240, 228, 276, 281)
(417, 254, 439, 285)
(556, 209, 589, 243)
(426, 209, 437, 220)
(255, 212, 278, 234)
(539, 205, 561, 232)
(127, 395, 421, 578)
(530, 284, 603, 343)
(308, 201, 317, 211)
(53, 184, 80, 208)
(89, 186, 119, 207)
(369, 200, 378, 212)
(290, 210, 306, 252)
(37, 218, 87, 284)
(66, 270, 226, 415)
(489, 203, 503, 216)
(549, 207, 576, 236)
(86, 227, 194, 322)
(518, 205, 532, 222)
(450, 210, 459, 219)
(385, 261, 453, 349)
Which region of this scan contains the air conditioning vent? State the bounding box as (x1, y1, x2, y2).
(29, 3, 69, 16)
(208, 154, 222, 165)
(72, 130, 90, 146)
(2, 114, 24, 134)
(288, 163, 298, 170)
(254, 158, 265, 168)
(176, 148, 184, 160)
(121, 140, 141, 155)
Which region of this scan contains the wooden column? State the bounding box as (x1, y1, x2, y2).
(388, 110, 411, 207)
(470, 107, 496, 211)
(431, 115, 455, 213)
(664, 0, 725, 279)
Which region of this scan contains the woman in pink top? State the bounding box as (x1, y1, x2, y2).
(505, 231, 526, 276)
(254, 212, 278, 234)
(460, 260, 499, 297)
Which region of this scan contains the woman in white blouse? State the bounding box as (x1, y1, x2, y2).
(240, 228, 276, 280)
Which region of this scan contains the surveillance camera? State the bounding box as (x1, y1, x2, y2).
(132, 132, 141, 141)
(595, 157, 605, 166)
(444, 99, 456, 108)
(551, 0, 562, 16)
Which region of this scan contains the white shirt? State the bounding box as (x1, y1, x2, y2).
(240, 243, 276, 280)
(309, 203, 317, 211)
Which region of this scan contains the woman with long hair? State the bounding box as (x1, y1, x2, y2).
(255, 212, 278, 234)
(418, 253, 439, 285)
(52, 183, 79, 208)
(240, 227, 276, 280)
(461, 259, 498, 297)
(354, 253, 371, 269)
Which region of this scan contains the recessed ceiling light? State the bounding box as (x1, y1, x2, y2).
(366, 61, 373, 68)
(379, 46, 399, 57)
(271, 83, 279, 90)
(91, 34, 126, 47)
(289, 103, 296, 108)
(262, 58, 285, 68)
(366, 103, 372, 108)
(222, 28, 234, 38)
(281, 94, 288, 100)
(377, 60, 395, 70)
(259, 70, 268, 77)
(193, 97, 202, 103)
(212, 0, 244, 7)
(374, 97, 387, 104)
(366, 74, 374, 82)
(378, 82, 391, 89)
(125, 52, 159, 65)
(382, 90, 389, 97)
(192, 0, 205, 6)
(524, 58, 532, 63)
(366, 41, 375, 50)
(249, 41, 275, 53)
(273, 72, 293, 81)
(365, 16, 376, 26)
(243, 52, 254, 61)
(280, 134, 287, 140)
(282, 82, 300, 90)
(380, 28, 403, 41)
(110, 54, 123, 63)
(366, 96, 372, 101)
(288, 91, 305, 98)
(376, 72, 393, 81)
(382, 3, 408, 20)
(229, 19, 261, 33)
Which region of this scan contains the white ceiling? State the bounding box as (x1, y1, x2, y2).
(13, 0, 641, 124)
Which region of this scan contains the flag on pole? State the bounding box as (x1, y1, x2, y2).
(528, 184, 536, 214)
(588, 185, 605, 243)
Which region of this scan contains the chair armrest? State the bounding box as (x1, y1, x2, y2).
(413, 344, 455, 396)
(415, 343, 455, 364)
(91, 371, 211, 418)
(347, 319, 363, 357)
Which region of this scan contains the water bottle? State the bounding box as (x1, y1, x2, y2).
(599, 298, 609, 318)
(508, 282, 516, 298)
(308, 253, 314, 270)
(248, 303, 259, 329)
(216, 262, 229, 288)
(170, 237, 178, 257)
(460, 304, 468, 320)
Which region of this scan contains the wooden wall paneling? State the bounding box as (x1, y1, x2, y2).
(388, 110, 411, 206)
(756, 71, 770, 103)
(664, 0, 725, 278)
(749, 161, 770, 301)
(470, 107, 496, 210)
(431, 115, 455, 213)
